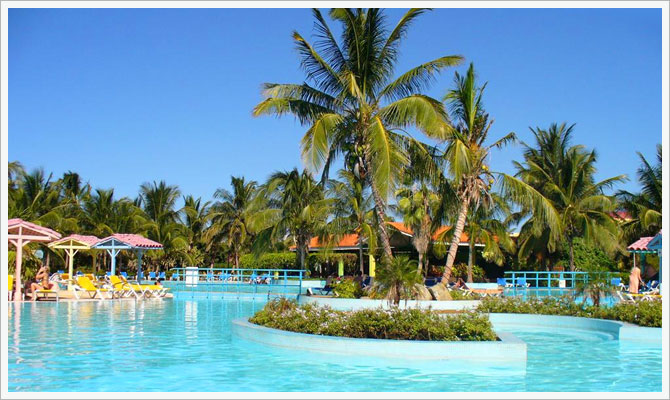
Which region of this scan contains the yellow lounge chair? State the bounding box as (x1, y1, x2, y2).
(8, 274, 13, 301)
(73, 276, 118, 300)
(35, 287, 59, 301)
(109, 275, 140, 299)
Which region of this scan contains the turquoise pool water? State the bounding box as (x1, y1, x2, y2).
(7, 298, 661, 392)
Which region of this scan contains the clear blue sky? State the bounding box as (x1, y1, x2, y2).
(9, 8, 662, 204)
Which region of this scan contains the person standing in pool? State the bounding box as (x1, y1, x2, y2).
(629, 265, 643, 294)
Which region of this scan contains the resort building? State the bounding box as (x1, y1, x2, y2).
(297, 221, 503, 278)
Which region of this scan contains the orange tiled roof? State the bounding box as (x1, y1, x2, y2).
(306, 233, 361, 249)
(388, 222, 471, 242)
(302, 222, 474, 250)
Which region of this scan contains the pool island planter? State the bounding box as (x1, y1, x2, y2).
(299, 296, 481, 311)
(231, 318, 527, 369)
(488, 313, 662, 344)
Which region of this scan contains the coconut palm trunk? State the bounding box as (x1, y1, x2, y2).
(569, 238, 575, 271)
(467, 240, 475, 283)
(368, 179, 394, 261)
(442, 197, 469, 283)
(412, 231, 429, 275)
(358, 237, 365, 275)
(299, 244, 307, 271)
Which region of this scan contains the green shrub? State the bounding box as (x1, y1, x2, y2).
(307, 253, 358, 277)
(332, 278, 363, 299)
(476, 296, 661, 327)
(592, 301, 662, 327)
(249, 299, 498, 341)
(239, 253, 297, 270)
(448, 289, 482, 300)
(559, 237, 616, 272)
(451, 263, 486, 282)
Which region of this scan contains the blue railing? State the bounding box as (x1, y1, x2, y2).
(167, 267, 304, 299)
(503, 270, 615, 289)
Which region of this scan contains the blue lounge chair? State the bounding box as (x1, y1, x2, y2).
(362, 276, 374, 289)
(311, 286, 333, 295)
(611, 277, 626, 290)
(206, 272, 214, 281)
(106, 271, 111, 277)
(424, 277, 439, 287)
(158, 271, 166, 280)
(640, 280, 659, 294)
(121, 271, 128, 278)
(149, 272, 157, 280)
(171, 272, 179, 281)
(515, 277, 530, 288)
(497, 277, 513, 288)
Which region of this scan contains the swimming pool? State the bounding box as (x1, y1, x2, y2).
(7, 298, 661, 392)
(502, 287, 621, 306)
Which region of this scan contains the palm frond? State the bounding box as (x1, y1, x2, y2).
(378, 56, 464, 103)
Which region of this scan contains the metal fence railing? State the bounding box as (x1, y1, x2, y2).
(503, 270, 616, 290)
(167, 267, 304, 299)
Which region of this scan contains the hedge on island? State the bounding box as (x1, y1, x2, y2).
(238, 252, 358, 277)
(476, 296, 661, 328)
(248, 298, 498, 341)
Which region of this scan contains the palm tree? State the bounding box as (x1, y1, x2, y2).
(462, 193, 516, 282)
(573, 272, 618, 308)
(60, 171, 90, 206)
(82, 188, 116, 237)
(439, 63, 559, 282)
(8, 161, 24, 192)
(181, 195, 212, 265)
(253, 8, 463, 262)
(616, 144, 662, 242)
(395, 183, 441, 275)
(392, 139, 449, 276)
(207, 176, 259, 270)
(515, 123, 627, 271)
(372, 255, 423, 306)
(82, 188, 150, 273)
(255, 169, 333, 270)
(327, 170, 376, 274)
(8, 167, 80, 275)
(138, 181, 187, 269)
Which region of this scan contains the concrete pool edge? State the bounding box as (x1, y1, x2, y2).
(488, 313, 662, 343)
(231, 318, 527, 364)
(295, 298, 661, 343)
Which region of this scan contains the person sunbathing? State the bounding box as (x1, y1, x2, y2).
(452, 277, 470, 290)
(30, 265, 54, 301)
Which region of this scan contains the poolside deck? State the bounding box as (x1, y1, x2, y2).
(18, 290, 174, 302)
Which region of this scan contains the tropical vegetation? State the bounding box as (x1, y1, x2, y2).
(477, 296, 661, 328)
(249, 298, 498, 341)
(8, 8, 661, 295)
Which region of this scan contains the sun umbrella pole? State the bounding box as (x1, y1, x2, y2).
(68, 249, 76, 291)
(137, 250, 144, 282)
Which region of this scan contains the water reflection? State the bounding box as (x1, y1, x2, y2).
(184, 300, 198, 342)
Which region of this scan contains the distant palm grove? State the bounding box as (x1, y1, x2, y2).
(8, 8, 662, 284)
